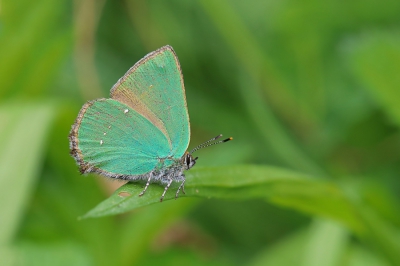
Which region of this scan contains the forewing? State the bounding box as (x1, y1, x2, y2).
(69, 99, 171, 177)
(110, 45, 190, 159)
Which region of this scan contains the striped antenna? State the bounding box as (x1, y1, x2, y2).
(189, 134, 233, 154)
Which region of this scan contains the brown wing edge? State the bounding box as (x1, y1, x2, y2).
(69, 99, 102, 175)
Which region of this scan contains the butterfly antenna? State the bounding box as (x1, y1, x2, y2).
(189, 134, 233, 154)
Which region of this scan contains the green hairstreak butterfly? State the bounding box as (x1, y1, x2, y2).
(69, 45, 232, 202)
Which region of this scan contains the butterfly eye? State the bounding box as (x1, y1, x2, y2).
(186, 154, 191, 166)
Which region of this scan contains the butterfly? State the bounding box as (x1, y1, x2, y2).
(69, 45, 232, 202)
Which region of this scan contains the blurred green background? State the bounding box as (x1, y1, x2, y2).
(1, 0, 400, 265)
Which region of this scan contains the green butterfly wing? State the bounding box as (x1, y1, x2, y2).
(111, 45, 190, 158)
(69, 46, 190, 177)
(70, 99, 174, 176)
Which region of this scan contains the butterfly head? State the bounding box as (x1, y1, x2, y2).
(183, 152, 198, 170)
(183, 134, 232, 170)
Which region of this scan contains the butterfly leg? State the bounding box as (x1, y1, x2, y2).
(175, 180, 185, 199)
(139, 172, 153, 197)
(160, 178, 173, 202)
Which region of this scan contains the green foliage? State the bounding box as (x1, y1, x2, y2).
(0, 102, 55, 244)
(1, 0, 400, 265)
(83, 166, 355, 226)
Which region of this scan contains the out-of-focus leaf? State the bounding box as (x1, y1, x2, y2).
(345, 245, 391, 266)
(301, 219, 348, 266)
(3, 241, 92, 266)
(249, 229, 309, 266)
(199, 0, 325, 176)
(0, 0, 71, 99)
(352, 201, 400, 266)
(238, 73, 325, 175)
(0, 102, 55, 245)
(198, 0, 297, 117)
(249, 220, 348, 266)
(346, 31, 400, 126)
(0, 246, 16, 266)
(249, 227, 391, 266)
(116, 199, 197, 266)
(135, 247, 233, 266)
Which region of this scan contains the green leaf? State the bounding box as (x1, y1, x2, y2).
(0, 102, 55, 245)
(82, 164, 400, 264)
(81, 165, 361, 231)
